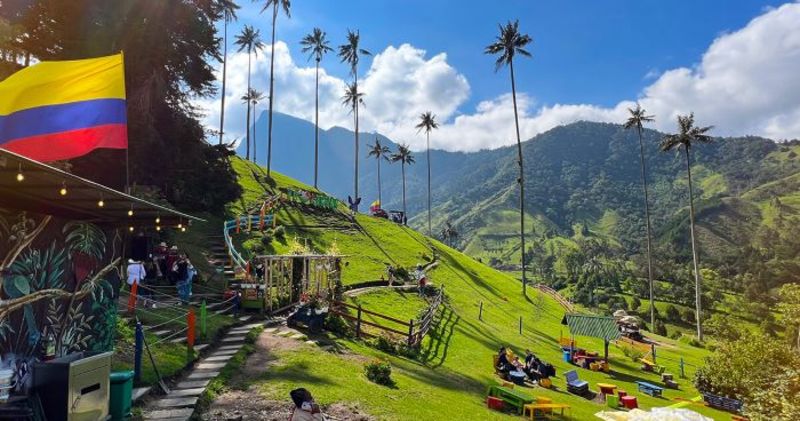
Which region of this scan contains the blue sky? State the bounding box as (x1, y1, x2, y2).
(200, 1, 800, 151)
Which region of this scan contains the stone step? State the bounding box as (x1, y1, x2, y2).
(154, 396, 198, 408)
(133, 387, 151, 402)
(212, 349, 239, 357)
(204, 354, 234, 363)
(176, 379, 211, 389)
(195, 344, 209, 352)
(221, 335, 246, 343)
(239, 315, 253, 322)
(143, 408, 194, 420)
(167, 388, 206, 398)
(195, 361, 227, 371)
(169, 337, 185, 344)
(186, 370, 220, 380)
(217, 344, 244, 352)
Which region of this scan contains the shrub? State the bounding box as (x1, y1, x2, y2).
(273, 225, 286, 239)
(372, 335, 398, 355)
(631, 296, 641, 311)
(654, 319, 667, 336)
(261, 230, 273, 245)
(324, 313, 353, 337)
(397, 343, 420, 360)
(681, 308, 695, 324)
(665, 305, 682, 323)
(364, 360, 393, 386)
(620, 344, 645, 362)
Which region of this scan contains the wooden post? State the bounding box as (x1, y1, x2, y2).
(479, 301, 483, 321)
(519, 316, 522, 335)
(134, 321, 143, 383)
(187, 307, 196, 352)
(680, 357, 685, 378)
(604, 339, 609, 361)
(356, 305, 362, 338)
(200, 300, 207, 339)
(408, 319, 415, 347)
(651, 343, 657, 364)
(127, 282, 139, 314)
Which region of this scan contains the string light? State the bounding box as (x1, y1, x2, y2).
(177, 218, 183, 229)
(128, 226, 134, 232)
(155, 214, 161, 224)
(97, 194, 105, 207)
(181, 226, 186, 232)
(16, 164, 24, 182)
(59, 182, 68, 196)
(156, 225, 161, 231)
(128, 205, 134, 217)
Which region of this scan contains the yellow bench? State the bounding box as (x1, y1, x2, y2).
(523, 402, 571, 420)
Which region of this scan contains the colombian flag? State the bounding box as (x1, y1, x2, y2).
(0, 54, 127, 162)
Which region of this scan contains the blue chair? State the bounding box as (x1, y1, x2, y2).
(564, 370, 588, 395)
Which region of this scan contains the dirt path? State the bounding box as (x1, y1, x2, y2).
(202, 330, 373, 421)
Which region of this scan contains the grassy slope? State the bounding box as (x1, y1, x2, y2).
(222, 157, 729, 420)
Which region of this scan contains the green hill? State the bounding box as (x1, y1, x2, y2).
(212, 157, 732, 420)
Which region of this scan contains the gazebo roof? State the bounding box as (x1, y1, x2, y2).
(0, 148, 203, 226)
(562, 313, 621, 341)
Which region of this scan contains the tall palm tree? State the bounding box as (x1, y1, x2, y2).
(341, 82, 366, 209)
(234, 25, 264, 160)
(485, 20, 533, 295)
(661, 113, 714, 341)
(440, 220, 459, 247)
(215, 0, 240, 145)
(300, 28, 334, 188)
(416, 111, 439, 236)
(367, 137, 390, 205)
(338, 29, 371, 211)
(249, 89, 266, 163)
(390, 144, 415, 222)
(257, 0, 291, 175)
(623, 104, 657, 329)
(241, 90, 256, 160)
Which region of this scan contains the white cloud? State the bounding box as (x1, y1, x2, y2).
(196, 2, 800, 152)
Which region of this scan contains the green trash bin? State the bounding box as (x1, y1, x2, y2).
(109, 371, 134, 420)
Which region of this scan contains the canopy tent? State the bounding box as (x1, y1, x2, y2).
(0, 148, 203, 227)
(562, 313, 620, 360)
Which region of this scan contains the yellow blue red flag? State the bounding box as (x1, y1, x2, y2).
(0, 53, 127, 162)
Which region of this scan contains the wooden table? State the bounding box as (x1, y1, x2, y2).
(523, 403, 571, 420)
(487, 385, 535, 415)
(597, 383, 617, 396)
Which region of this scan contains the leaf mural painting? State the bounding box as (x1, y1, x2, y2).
(63, 222, 107, 283)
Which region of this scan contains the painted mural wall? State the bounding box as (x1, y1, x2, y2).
(0, 208, 120, 366)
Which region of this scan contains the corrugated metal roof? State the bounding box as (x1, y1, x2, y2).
(562, 313, 620, 341)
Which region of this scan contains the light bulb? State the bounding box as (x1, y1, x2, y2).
(59, 184, 67, 196)
(181, 227, 186, 232)
(16, 172, 24, 182)
(177, 223, 183, 229)
(129, 226, 134, 232)
(128, 209, 134, 217)
(155, 216, 161, 224)
(98, 199, 105, 207)
(156, 226, 161, 231)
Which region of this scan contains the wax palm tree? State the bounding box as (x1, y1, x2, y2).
(341, 82, 366, 209)
(660, 112, 714, 341)
(215, 0, 240, 145)
(234, 25, 264, 160)
(623, 104, 657, 329)
(241, 90, 255, 160)
(485, 20, 533, 294)
(338, 29, 371, 211)
(367, 137, 390, 205)
(257, 0, 291, 175)
(416, 111, 439, 236)
(249, 89, 266, 163)
(301, 28, 334, 188)
(390, 144, 415, 222)
(440, 220, 458, 247)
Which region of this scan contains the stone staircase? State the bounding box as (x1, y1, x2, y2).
(140, 321, 268, 420)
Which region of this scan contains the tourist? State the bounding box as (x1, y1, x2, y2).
(414, 264, 427, 296)
(175, 254, 190, 304)
(141, 256, 157, 307)
(289, 388, 325, 421)
(496, 346, 513, 374)
(166, 245, 179, 284)
(386, 265, 395, 286)
(126, 258, 146, 291)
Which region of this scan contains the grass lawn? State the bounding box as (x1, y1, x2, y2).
(217, 158, 731, 420)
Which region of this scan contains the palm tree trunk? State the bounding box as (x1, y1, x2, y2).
(637, 127, 656, 329)
(685, 147, 703, 341)
(402, 162, 407, 221)
(377, 156, 382, 205)
(219, 19, 228, 145)
(252, 102, 257, 163)
(354, 73, 360, 212)
(266, 5, 278, 176)
(245, 51, 252, 160)
(509, 59, 527, 296)
(314, 59, 320, 188)
(427, 132, 432, 237)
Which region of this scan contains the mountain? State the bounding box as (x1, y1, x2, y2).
(238, 113, 800, 270)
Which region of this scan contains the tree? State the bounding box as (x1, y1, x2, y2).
(300, 27, 333, 188)
(234, 25, 264, 161)
(485, 20, 532, 295)
(778, 283, 800, 350)
(367, 137, 390, 205)
(248, 88, 266, 163)
(440, 220, 459, 247)
(257, 0, 291, 174)
(416, 111, 439, 236)
(338, 29, 371, 211)
(214, 0, 240, 145)
(341, 81, 366, 208)
(661, 113, 714, 341)
(623, 103, 657, 329)
(390, 144, 415, 221)
(665, 304, 682, 324)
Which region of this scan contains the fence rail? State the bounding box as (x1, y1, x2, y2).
(535, 283, 575, 312)
(331, 286, 445, 347)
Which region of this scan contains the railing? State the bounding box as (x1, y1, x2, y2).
(535, 283, 575, 312)
(223, 214, 274, 270)
(330, 286, 445, 348)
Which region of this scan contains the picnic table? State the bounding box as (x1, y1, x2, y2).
(523, 403, 571, 420)
(487, 385, 535, 415)
(597, 383, 617, 396)
(636, 380, 664, 397)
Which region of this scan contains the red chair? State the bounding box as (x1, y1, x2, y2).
(487, 396, 504, 411)
(621, 395, 638, 409)
(617, 390, 627, 398)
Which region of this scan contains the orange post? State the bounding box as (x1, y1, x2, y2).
(127, 281, 138, 314)
(236, 217, 241, 233)
(187, 307, 196, 349)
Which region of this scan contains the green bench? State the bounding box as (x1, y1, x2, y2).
(487, 385, 535, 415)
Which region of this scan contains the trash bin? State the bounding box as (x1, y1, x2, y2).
(109, 371, 134, 420)
(562, 350, 571, 363)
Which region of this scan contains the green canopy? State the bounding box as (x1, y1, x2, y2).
(561, 313, 620, 341)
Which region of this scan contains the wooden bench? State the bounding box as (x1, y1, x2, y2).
(702, 392, 743, 413)
(640, 358, 665, 374)
(487, 385, 535, 415)
(636, 381, 664, 397)
(523, 403, 571, 420)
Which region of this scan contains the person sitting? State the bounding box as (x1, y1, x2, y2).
(496, 347, 513, 375)
(289, 388, 325, 421)
(524, 349, 535, 368)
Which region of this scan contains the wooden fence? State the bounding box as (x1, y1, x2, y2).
(330, 286, 444, 347)
(535, 283, 575, 312)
